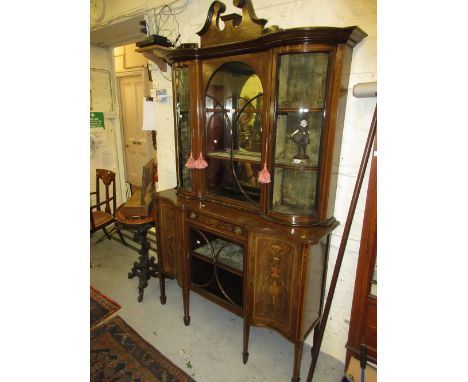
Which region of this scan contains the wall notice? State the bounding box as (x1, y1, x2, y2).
(90, 112, 105, 129)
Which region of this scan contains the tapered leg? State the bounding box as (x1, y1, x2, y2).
(292, 342, 304, 382)
(183, 288, 190, 325)
(242, 322, 250, 364)
(159, 273, 166, 304)
(311, 322, 320, 356)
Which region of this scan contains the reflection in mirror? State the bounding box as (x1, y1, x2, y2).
(205, 62, 264, 205)
(277, 52, 329, 109)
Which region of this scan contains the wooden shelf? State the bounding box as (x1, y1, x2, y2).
(276, 107, 324, 113)
(207, 150, 261, 164)
(274, 158, 319, 171)
(206, 108, 263, 113)
(192, 238, 244, 275)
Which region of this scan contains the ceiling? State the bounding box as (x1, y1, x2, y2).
(91, 14, 146, 47)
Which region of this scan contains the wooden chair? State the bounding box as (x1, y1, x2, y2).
(90, 169, 126, 243)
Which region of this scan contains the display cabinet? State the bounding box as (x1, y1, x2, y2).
(138, 1, 366, 380)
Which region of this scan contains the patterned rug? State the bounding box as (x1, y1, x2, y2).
(91, 286, 122, 329)
(91, 316, 196, 382)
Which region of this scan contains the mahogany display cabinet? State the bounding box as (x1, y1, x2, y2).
(138, 1, 367, 380)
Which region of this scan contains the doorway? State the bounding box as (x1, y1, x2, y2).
(117, 73, 154, 187)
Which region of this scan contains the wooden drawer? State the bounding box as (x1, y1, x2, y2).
(186, 210, 245, 239)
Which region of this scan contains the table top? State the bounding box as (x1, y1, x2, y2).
(115, 206, 154, 226)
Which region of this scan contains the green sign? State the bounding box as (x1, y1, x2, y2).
(90, 112, 105, 129)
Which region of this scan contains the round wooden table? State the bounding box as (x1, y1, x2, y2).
(115, 207, 166, 303)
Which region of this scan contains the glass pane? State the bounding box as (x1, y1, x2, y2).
(271, 111, 322, 215)
(189, 227, 244, 307)
(193, 238, 244, 273)
(205, 62, 263, 204)
(206, 110, 263, 160)
(277, 52, 329, 109)
(274, 111, 323, 167)
(174, 67, 192, 191)
(272, 167, 317, 214)
(206, 158, 261, 203)
(272, 52, 329, 216)
(176, 66, 190, 111)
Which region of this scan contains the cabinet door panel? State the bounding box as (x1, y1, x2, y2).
(158, 202, 179, 278)
(249, 233, 300, 338)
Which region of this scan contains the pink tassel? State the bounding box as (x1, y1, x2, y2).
(258, 162, 271, 184)
(194, 152, 208, 169)
(185, 152, 196, 169)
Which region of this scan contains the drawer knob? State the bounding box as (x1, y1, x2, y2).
(234, 226, 242, 235)
(189, 212, 196, 219)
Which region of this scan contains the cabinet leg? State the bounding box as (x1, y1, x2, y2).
(159, 273, 166, 305)
(242, 322, 250, 364)
(344, 350, 352, 372)
(182, 288, 190, 326)
(291, 342, 304, 382)
(311, 322, 320, 356)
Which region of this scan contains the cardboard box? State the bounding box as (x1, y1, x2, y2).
(345, 356, 377, 382)
(120, 191, 154, 217)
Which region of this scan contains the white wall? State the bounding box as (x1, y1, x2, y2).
(90, 44, 126, 205)
(92, 0, 377, 363)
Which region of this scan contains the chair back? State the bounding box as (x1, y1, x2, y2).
(94, 169, 117, 215)
(140, 159, 155, 205)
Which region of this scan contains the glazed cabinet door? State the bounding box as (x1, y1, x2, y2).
(157, 199, 180, 281)
(268, 45, 336, 226)
(202, 53, 271, 210)
(173, 63, 194, 194)
(247, 230, 302, 340)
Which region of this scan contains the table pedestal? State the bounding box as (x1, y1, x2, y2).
(115, 207, 165, 303)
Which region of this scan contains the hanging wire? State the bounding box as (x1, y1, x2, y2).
(148, 0, 189, 46)
(92, 1, 190, 82)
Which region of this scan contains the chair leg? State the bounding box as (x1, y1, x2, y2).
(116, 227, 127, 245)
(102, 227, 111, 240)
(95, 233, 108, 244)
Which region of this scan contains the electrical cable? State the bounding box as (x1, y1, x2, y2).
(148, 0, 190, 45)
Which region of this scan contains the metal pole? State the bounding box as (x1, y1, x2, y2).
(306, 105, 377, 382)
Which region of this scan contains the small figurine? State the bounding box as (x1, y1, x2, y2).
(290, 119, 310, 159)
